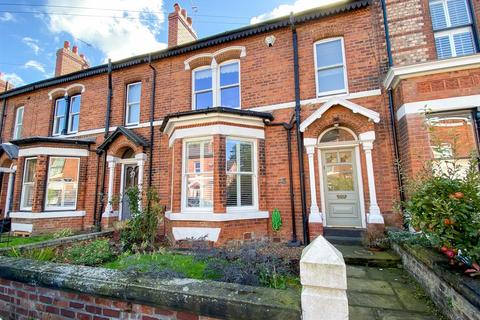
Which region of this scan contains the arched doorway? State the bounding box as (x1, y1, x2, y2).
(317, 127, 365, 228)
(119, 148, 139, 221)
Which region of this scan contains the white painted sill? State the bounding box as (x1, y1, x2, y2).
(165, 210, 269, 222)
(10, 211, 86, 219)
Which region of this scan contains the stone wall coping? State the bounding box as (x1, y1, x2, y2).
(392, 242, 480, 311)
(0, 256, 301, 320)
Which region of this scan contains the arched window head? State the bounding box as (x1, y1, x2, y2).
(320, 128, 355, 143)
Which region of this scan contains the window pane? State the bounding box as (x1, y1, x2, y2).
(226, 174, 238, 206)
(453, 31, 475, 56)
(430, 1, 448, 30)
(316, 39, 343, 68)
(128, 83, 141, 103)
(46, 158, 79, 209)
(326, 164, 354, 191)
(226, 140, 237, 172)
(239, 142, 253, 172)
(25, 159, 37, 183)
(56, 99, 66, 116)
(23, 184, 34, 208)
(70, 95, 81, 113)
(186, 174, 213, 208)
(317, 67, 345, 93)
(447, 0, 470, 27)
(203, 141, 214, 172)
(220, 86, 240, 108)
(128, 103, 140, 124)
(185, 140, 214, 209)
(194, 68, 212, 91)
(240, 174, 253, 206)
(69, 114, 79, 132)
(220, 62, 239, 87)
(320, 128, 355, 143)
(435, 35, 453, 58)
(16, 107, 24, 124)
(186, 142, 201, 174)
(195, 91, 213, 109)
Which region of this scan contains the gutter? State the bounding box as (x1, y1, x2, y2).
(0, 81, 9, 143)
(290, 14, 309, 245)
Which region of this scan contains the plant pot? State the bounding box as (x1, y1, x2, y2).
(367, 246, 384, 252)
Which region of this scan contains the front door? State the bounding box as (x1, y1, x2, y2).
(322, 148, 362, 227)
(121, 164, 139, 220)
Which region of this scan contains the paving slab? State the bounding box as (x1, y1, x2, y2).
(347, 292, 405, 310)
(335, 244, 401, 267)
(347, 278, 395, 295)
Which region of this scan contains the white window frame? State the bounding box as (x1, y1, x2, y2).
(313, 37, 349, 98)
(192, 60, 241, 110)
(67, 94, 81, 134)
(44, 157, 80, 211)
(181, 137, 214, 213)
(226, 137, 258, 213)
(13, 106, 24, 139)
(52, 97, 67, 136)
(20, 157, 36, 211)
(125, 82, 141, 126)
(430, 0, 476, 58)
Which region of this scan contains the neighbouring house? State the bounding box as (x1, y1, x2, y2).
(0, 0, 478, 246)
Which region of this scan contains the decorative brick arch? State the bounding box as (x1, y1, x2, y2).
(97, 126, 148, 157)
(108, 136, 143, 158)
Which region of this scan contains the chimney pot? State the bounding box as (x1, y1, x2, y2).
(72, 45, 78, 54)
(64, 41, 70, 49)
(181, 8, 187, 18)
(187, 17, 192, 25)
(173, 3, 180, 12)
(80, 54, 85, 59)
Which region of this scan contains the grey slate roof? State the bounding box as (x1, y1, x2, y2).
(97, 126, 149, 153)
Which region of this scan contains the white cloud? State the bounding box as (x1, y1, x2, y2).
(46, 0, 167, 62)
(22, 37, 41, 55)
(2, 73, 25, 87)
(250, 0, 347, 24)
(0, 12, 15, 22)
(24, 60, 46, 74)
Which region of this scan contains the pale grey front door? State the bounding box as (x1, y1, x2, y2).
(322, 148, 362, 227)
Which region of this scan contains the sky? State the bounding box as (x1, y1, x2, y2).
(0, 0, 341, 87)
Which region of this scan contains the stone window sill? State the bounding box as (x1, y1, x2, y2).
(10, 211, 86, 219)
(165, 211, 269, 222)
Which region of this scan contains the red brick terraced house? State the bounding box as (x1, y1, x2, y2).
(0, 0, 478, 246)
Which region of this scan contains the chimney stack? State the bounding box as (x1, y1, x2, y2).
(0, 73, 14, 92)
(168, 3, 198, 48)
(55, 40, 90, 77)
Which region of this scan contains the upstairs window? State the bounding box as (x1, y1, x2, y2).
(53, 94, 81, 136)
(192, 61, 240, 110)
(226, 138, 255, 209)
(13, 106, 24, 139)
(429, 0, 476, 58)
(126, 82, 141, 126)
(314, 38, 348, 97)
(45, 157, 80, 210)
(20, 158, 37, 210)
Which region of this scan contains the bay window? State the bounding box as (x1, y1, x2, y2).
(45, 157, 80, 210)
(183, 139, 214, 210)
(314, 38, 348, 97)
(13, 106, 24, 139)
(429, 0, 477, 59)
(20, 158, 37, 210)
(53, 94, 81, 136)
(192, 61, 240, 110)
(226, 138, 255, 209)
(126, 82, 141, 126)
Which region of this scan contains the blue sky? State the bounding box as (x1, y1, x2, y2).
(0, 0, 338, 87)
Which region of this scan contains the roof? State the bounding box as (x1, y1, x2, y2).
(10, 136, 95, 146)
(0, 0, 371, 100)
(159, 107, 275, 132)
(0, 143, 18, 159)
(97, 126, 149, 153)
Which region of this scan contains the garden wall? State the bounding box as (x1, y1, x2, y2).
(392, 243, 480, 320)
(0, 256, 301, 320)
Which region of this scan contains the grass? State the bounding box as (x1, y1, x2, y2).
(103, 252, 212, 279)
(0, 234, 54, 248)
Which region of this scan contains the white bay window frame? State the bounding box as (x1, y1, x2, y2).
(13, 106, 24, 139)
(226, 137, 258, 213)
(44, 157, 80, 211)
(192, 60, 241, 110)
(314, 37, 349, 97)
(20, 157, 37, 211)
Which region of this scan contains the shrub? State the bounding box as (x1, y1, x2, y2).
(59, 239, 116, 266)
(53, 228, 74, 239)
(120, 187, 164, 252)
(362, 228, 390, 250)
(6, 247, 56, 261)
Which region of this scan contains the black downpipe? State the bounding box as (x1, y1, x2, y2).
(0, 81, 9, 143)
(265, 113, 300, 246)
(290, 14, 309, 245)
(381, 0, 406, 206)
(96, 59, 113, 228)
(62, 96, 71, 135)
(148, 55, 156, 189)
(467, 0, 480, 52)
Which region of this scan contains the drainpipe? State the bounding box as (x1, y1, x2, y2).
(96, 59, 113, 228)
(0, 82, 9, 143)
(148, 54, 156, 189)
(467, 0, 480, 52)
(380, 0, 406, 206)
(290, 13, 309, 245)
(265, 113, 301, 247)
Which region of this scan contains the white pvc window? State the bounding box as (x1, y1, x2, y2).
(226, 138, 256, 209)
(314, 38, 348, 97)
(68, 95, 81, 133)
(430, 0, 476, 58)
(45, 157, 80, 210)
(20, 158, 37, 210)
(126, 82, 141, 125)
(192, 61, 241, 110)
(53, 98, 67, 136)
(13, 106, 24, 139)
(183, 139, 214, 210)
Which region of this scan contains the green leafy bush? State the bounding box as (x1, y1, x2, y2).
(53, 228, 74, 239)
(59, 239, 116, 266)
(6, 247, 56, 261)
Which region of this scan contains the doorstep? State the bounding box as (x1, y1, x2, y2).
(334, 244, 402, 268)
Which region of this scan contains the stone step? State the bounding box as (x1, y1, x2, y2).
(325, 235, 363, 246)
(334, 244, 402, 268)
